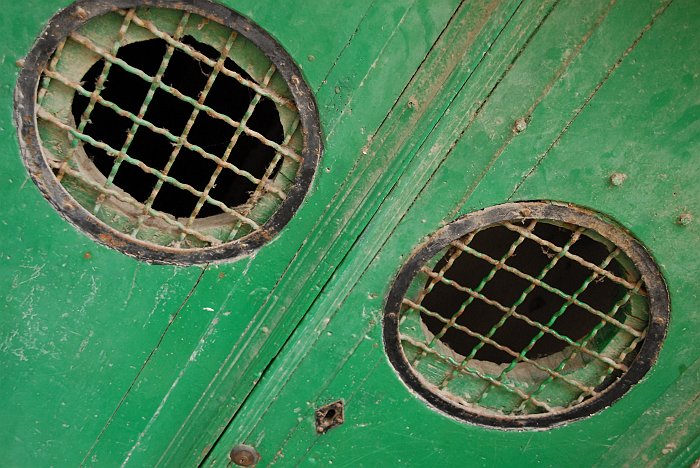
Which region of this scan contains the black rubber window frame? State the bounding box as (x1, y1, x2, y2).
(15, 0, 323, 265)
(383, 201, 670, 430)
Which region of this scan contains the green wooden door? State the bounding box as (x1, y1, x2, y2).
(1, 0, 698, 466)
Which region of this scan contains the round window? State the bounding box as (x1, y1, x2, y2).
(15, 0, 322, 263)
(384, 201, 669, 429)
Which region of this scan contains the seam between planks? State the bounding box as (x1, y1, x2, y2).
(194, 2, 472, 463)
(508, 0, 675, 199)
(80, 264, 209, 466)
(198, 0, 542, 463)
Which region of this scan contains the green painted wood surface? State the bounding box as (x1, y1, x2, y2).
(1, 0, 698, 466)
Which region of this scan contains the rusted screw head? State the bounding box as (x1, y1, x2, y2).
(513, 118, 528, 133)
(230, 445, 261, 466)
(610, 172, 627, 186)
(75, 6, 89, 20)
(677, 212, 692, 226)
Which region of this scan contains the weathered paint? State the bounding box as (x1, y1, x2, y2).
(1, 0, 698, 467)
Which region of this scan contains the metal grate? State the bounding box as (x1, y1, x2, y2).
(16, 0, 322, 264)
(384, 202, 669, 429)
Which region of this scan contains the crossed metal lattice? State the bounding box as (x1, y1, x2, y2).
(37, 8, 302, 248)
(399, 220, 648, 415)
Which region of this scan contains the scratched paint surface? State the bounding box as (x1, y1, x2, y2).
(1, 0, 698, 467)
(203, 0, 699, 466)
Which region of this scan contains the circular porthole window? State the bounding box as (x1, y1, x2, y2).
(384, 202, 669, 429)
(15, 0, 322, 264)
